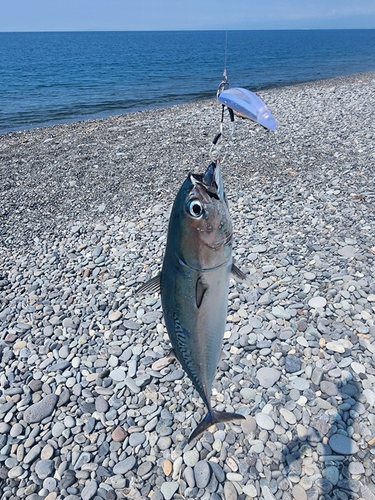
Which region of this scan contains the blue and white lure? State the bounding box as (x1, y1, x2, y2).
(218, 86, 277, 131)
(216, 71, 277, 133)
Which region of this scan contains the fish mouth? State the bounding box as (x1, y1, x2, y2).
(190, 161, 224, 201)
(197, 228, 232, 250)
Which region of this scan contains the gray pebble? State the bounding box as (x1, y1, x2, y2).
(348, 462, 365, 475)
(323, 465, 339, 486)
(194, 460, 211, 489)
(223, 481, 238, 500)
(137, 461, 153, 476)
(255, 413, 275, 430)
(209, 461, 225, 483)
(10, 423, 24, 438)
(320, 380, 338, 396)
(183, 466, 195, 487)
(160, 481, 179, 500)
(24, 444, 42, 464)
(285, 354, 302, 373)
(129, 432, 146, 447)
(329, 434, 359, 454)
(256, 367, 281, 388)
(183, 449, 200, 467)
(113, 455, 136, 474)
(35, 459, 55, 480)
(81, 479, 98, 500)
(290, 377, 310, 391)
(95, 396, 109, 413)
(23, 393, 58, 424)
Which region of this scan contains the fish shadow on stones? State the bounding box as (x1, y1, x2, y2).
(280, 379, 372, 500)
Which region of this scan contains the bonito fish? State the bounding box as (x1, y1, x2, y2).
(139, 160, 245, 442)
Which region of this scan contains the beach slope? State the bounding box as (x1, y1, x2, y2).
(0, 72, 375, 498)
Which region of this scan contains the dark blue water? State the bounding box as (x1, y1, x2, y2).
(1, 30, 375, 133)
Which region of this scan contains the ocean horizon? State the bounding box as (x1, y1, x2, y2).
(1, 29, 375, 134)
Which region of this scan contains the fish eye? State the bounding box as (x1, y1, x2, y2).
(186, 199, 204, 218)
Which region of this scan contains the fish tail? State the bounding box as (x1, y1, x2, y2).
(188, 409, 245, 444)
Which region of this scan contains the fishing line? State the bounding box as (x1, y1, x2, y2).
(210, 30, 234, 161)
(223, 30, 228, 82)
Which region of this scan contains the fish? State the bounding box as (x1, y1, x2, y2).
(138, 160, 245, 443)
(217, 87, 277, 131)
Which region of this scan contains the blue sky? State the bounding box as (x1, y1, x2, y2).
(1, 0, 375, 31)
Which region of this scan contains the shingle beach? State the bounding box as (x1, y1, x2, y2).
(0, 71, 375, 500)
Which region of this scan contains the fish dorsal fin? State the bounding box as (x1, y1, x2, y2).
(231, 263, 247, 282)
(196, 276, 208, 309)
(137, 275, 161, 295)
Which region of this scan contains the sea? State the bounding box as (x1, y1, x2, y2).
(1, 30, 375, 134)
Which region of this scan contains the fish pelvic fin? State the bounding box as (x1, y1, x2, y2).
(188, 410, 245, 444)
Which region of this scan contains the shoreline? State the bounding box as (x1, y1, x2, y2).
(0, 70, 375, 499)
(2, 69, 375, 137)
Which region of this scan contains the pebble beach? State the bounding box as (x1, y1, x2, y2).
(0, 71, 375, 500)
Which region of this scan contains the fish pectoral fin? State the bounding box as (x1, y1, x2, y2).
(188, 410, 245, 444)
(231, 263, 248, 283)
(136, 274, 161, 295)
(195, 276, 208, 309)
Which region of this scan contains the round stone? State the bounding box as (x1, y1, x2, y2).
(240, 388, 256, 400)
(320, 381, 338, 396)
(137, 461, 153, 477)
(23, 393, 58, 424)
(256, 367, 281, 388)
(292, 484, 308, 500)
(129, 432, 146, 447)
(157, 436, 172, 450)
(304, 272, 316, 281)
(194, 460, 211, 489)
(95, 396, 109, 413)
(41, 444, 54, 460)
(241, 416, 257, 434)
(8, 466, 23, 479)
(308, 296, 327, 309)
(183, 449, 199, 467)
(81, 479, 98, 500)
(160, 481, 179, 500)
(64, 416, 75, 428)
(337, 246, 356, 258)
(243, 484, 257, 497)
(109, 368, 126, 382)
(363, 389, 375, 406)
(280, 408, 296, 425)
(326, 341, 346, 353)
(10, 423, 24, 438)
(290, 377, 310, 391)
(255, 413, 275, 430)
(43, 477, 57, 492)
(323, 466, 339, 486)
(285, 354, 302, 373)
(108, 310, 122, 322)
(162, 459, 173, 476)
(52, 421, 65, 438)
(35, 460, 54, 480)
(348, 462, 365, 475)
(111, 426, 127, 442)
(351, 362, 365, 374)
(113, 456, 136, 474)
(329, 434, 359, 455)
(224, 480, 238, 500)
